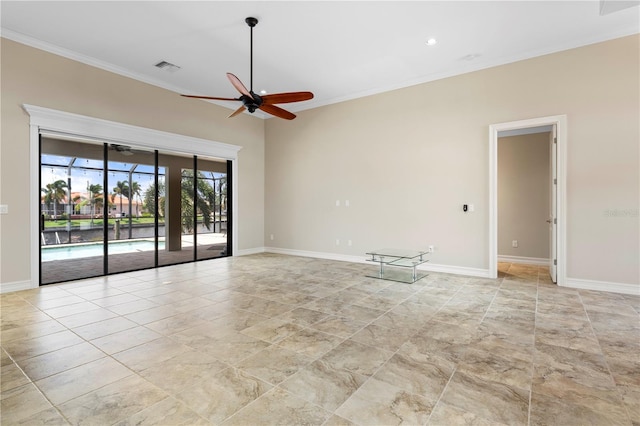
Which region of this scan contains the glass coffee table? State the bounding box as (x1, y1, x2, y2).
(365, 248, 429, 284)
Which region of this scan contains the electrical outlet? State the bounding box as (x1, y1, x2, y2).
(428, 245, 434, 253)
(512, 240, 518, 248)
(348, 240, 352, 246)
(336, 239, 340, 246)
(270, 234, 274, 241)
(0, 205, 8, 214)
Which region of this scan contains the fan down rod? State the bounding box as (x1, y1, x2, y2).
(246, 17, 258, 92)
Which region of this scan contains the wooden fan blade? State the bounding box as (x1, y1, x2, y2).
(227, 73, 252, 98)
(181, 94, 240, 101)
(228, 106, 246, 118)
(259, 104, 296, 120)
(262, 91, 314, 105)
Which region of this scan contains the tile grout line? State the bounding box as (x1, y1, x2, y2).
(256, 277, 436, 423)
(5, 292, 127, 424)
(526, 264, 540, 426)
(8, 290, 188, 424)
(576, 290, 635, 425)
(424, 366, 458, 426)
(323, 277, 468, 425)
(0, 344, 73, 425)
(478, 276, 502, 324)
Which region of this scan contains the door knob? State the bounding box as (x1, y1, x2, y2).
(546, 219, 552, 223)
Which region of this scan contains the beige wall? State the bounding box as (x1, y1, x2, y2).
(498, 133, 551, 259)
(2, 34, 639, 289)
(0, 38, 265, 285)
(265, 34, 639, 286)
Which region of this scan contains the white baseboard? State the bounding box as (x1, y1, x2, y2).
(418, 263, 491, 278)
(0, 280, 34, 294)
(564, 277, 640, 296)
(235, 247, 266, 256)
(265, 247, 490, 278)
(498, 255, 549, 266)
(265, 247, 365, 264)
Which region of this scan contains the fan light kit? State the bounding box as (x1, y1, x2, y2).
(181, 17, 314, 120)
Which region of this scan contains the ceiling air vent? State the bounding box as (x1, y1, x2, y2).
(154, 60, 181, 73)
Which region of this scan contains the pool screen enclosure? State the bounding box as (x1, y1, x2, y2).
(39, 136, 231, 285)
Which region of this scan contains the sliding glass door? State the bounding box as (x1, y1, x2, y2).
(39, 137, 230, 285)
(196, 159, 228, 261)
(40, 138, 105, 284)
(106, 146, 156, 274)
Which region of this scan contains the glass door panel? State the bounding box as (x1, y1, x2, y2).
(40, 138, 105, 284)
(179, 168, 196, 262)
(196, 159, 228, 260)
(155, 167, 167, 265)
(106, 147, 156, 274)
(157, 153, 195, 266)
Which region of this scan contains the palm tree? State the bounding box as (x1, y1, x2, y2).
(77, 183, 103, 224)
(218, 177, 227, 213)
(181, 170, 216, 233)
(143, 182, 165, 217)
(112, 180, 129, 217)
(73, 194, 83, 210)
(41, 179, 68, 219)
(130, 181, 142, 217)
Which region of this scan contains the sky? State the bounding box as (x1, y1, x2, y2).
(41, 155, 158, 197)
(41, 154, 225, 199)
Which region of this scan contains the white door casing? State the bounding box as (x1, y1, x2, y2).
(489, 115, 566, 285)
(549, 125, 558, 283)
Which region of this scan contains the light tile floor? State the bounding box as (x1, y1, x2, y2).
(1, 254, 639, 425)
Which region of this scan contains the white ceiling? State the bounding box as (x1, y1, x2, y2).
(2, 1, 638, 118)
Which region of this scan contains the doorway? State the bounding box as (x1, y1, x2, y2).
(489, 115, 567, 285)
(497, 128, 552, 270)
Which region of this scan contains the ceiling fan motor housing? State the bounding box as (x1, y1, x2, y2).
(241, 92, 263, 113)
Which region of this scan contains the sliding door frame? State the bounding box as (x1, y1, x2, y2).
(26, 104, 242, 289)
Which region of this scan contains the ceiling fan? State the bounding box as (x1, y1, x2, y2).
(181, 17, 314, 120)
(109, 144, 149, 156)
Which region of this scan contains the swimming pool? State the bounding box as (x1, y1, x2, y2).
(41, 240, 165, 262)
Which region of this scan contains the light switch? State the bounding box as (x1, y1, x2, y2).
(336, 200, 340, 207)
(0, 205, 8, 214)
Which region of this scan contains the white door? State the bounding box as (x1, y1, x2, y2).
(549, 125, 557, 283)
